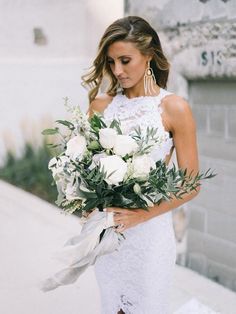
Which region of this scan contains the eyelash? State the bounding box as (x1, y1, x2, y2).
(107, 60, 130, 65)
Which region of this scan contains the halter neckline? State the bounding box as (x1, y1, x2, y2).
(120, 88, 164, 101)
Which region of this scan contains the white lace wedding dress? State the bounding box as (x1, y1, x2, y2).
(94, 88, 177, 314)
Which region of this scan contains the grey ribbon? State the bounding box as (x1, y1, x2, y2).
(40, 210, 124, 292)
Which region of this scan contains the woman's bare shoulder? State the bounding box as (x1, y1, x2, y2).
(161, 94, 196, 131)
(88, 94, 113, 116)
(162, 94, 190, 114)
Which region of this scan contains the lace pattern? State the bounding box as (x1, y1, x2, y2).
(103, 88, 173, 162)
(95, 88, 177, 314)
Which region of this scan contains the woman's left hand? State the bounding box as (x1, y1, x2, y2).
(106, 207, 151, 233)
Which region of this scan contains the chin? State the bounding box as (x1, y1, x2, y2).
(120, 82, 133, 89)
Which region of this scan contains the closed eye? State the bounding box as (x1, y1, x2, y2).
(107, 58, 130, 65)
(107, 59, 114, 64)
(121, 59, 130, 64)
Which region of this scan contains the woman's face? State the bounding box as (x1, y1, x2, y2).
(107, 41, 150, 91)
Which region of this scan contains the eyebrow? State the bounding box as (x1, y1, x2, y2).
(107, 55, 132, 59)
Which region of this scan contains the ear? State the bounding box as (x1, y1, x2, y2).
(146, 54, 153, 63)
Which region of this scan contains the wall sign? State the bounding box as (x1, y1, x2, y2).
(200, 50, 223, 66)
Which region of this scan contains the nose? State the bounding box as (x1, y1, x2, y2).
(113, 62, 124, 77)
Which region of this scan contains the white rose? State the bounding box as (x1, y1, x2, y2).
(99, 155, 127, 185)
(92, 152, 108, 164)
(132, 155, 156, 179)
(89, 152, 108, 170)
(99, 128, 118, 149)
(113, 135, 138, 157)
(65, 134, 87, 161)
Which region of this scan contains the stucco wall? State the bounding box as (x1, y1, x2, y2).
(127, 0, 236, 291)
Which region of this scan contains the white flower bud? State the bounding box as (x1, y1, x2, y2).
(133, 183, 141, 194)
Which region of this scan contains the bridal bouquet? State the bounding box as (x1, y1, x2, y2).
(40, 99, 215, 291)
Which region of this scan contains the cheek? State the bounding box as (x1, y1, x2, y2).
(129, 60, 146, 77)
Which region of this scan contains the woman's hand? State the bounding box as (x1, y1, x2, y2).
(106, 207, 151, 233)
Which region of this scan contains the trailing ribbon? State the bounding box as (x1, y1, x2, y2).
(40, 209, 124, 292)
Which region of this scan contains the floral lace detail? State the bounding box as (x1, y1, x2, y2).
(103, 88, 174, 162)
(95, 212, 177, 313)
(95, 88, 177, 314)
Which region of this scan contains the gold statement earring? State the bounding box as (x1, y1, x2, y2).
(144, 60, 156, 96)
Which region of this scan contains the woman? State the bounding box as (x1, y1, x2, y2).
(83, 16, 199, 314)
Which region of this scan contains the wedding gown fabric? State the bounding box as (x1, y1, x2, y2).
(94, 88, 177, 314)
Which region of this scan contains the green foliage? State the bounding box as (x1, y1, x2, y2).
(41, 128, 59, 135)
(89, 112, 107, 133)
(55, 120, 75, 130)
(40, 104, 217, 217)
(0, 141, 58, 203)
(109, 119, 122, 134)
(132, 126, 160, 154)
(73, 159, 216, 215)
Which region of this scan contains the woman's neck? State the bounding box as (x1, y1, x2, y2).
(123, 84, 160, 99)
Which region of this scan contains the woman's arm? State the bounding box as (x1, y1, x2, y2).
(145, 94, 200, 217)
(107, 95, 200, 231)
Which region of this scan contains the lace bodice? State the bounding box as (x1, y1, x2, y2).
(95, 87, 177, 314)
(103, 88, 174, 161)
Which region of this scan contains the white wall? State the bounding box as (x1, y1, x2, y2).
(0, 0, 124, 59)
(0, 0, 124, 161)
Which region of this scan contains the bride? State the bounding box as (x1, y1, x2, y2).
(83, 15, 200, 314)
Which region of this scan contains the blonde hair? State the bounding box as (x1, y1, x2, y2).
(82, 16, 170, 103)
